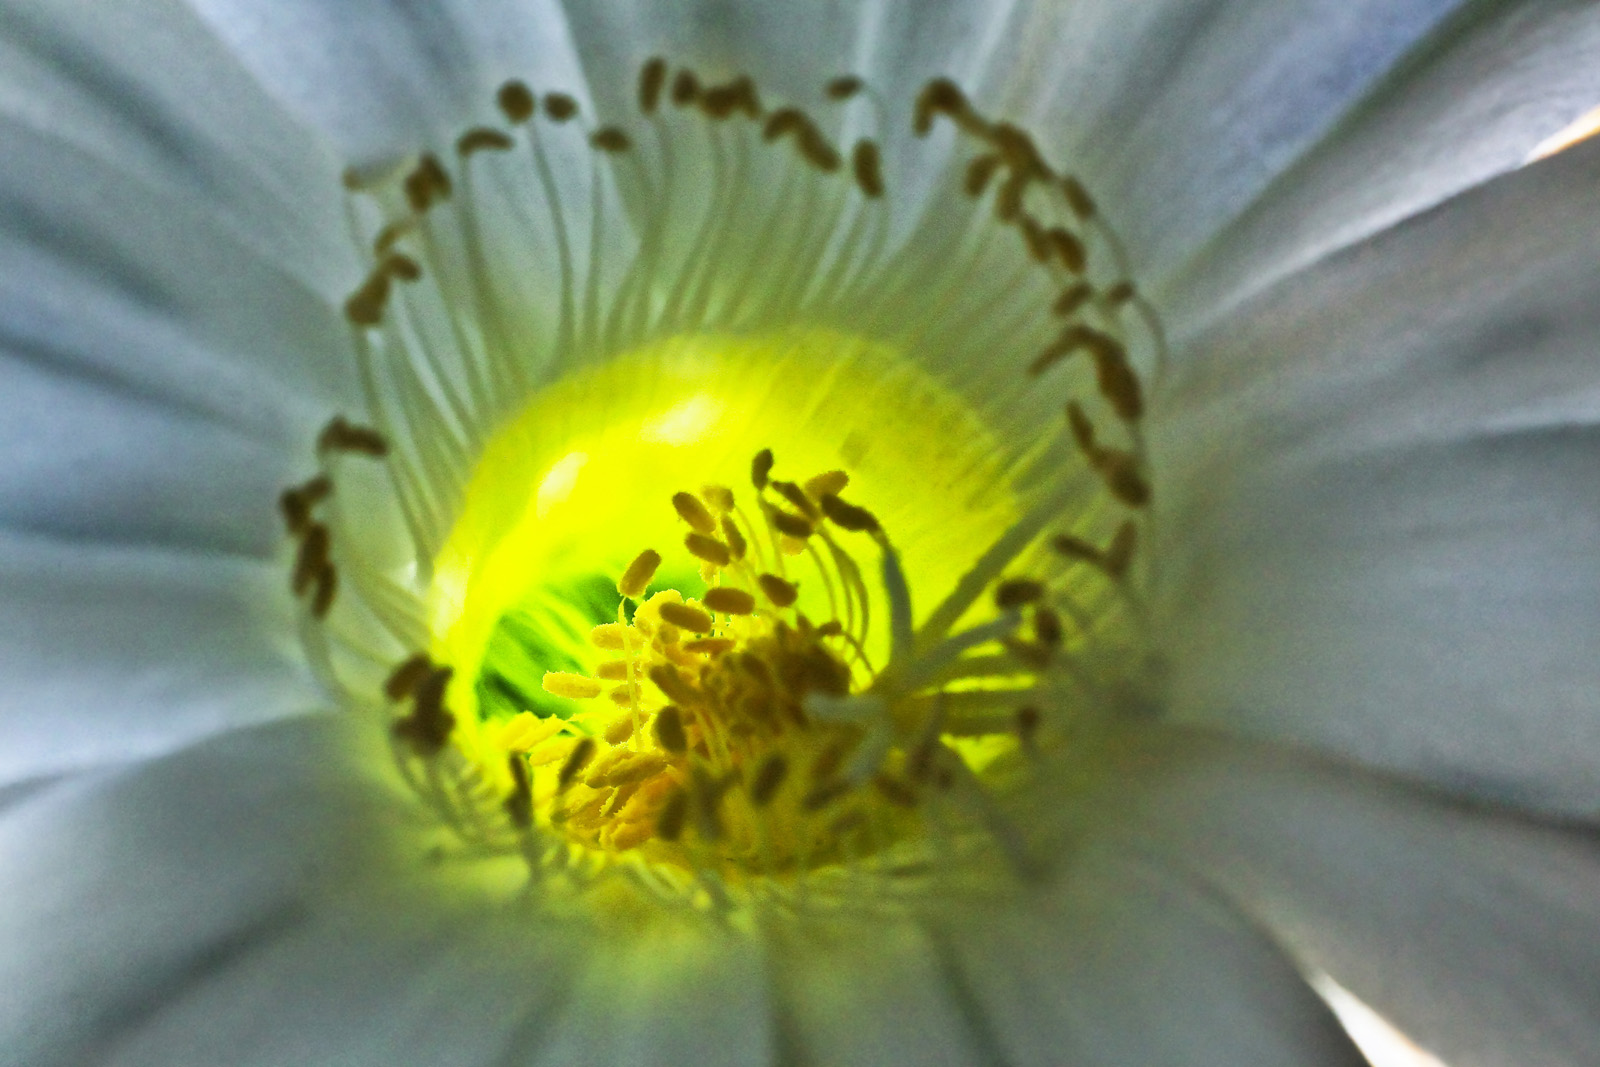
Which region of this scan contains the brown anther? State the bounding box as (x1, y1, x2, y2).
(497, 80, 537, 123)
(1032, 605, 1063, 647)
(795, 123, 842, 172)
(292, 524, 330, 596)
(618, 548, 662, 598)
(655, 787, 690, 841)
(1051, 533, 1101, 565)
(672, 491, 718, 535)
(317, 416, 390, 457)
(689, 765, 727, 841)
(654, 706, 689, 754)
(751, 448, 775, 490)
(815, 620, 844, 638)
(685, 533, 732, 567)
(913, 77, 970, 136)
(771, 480, 818, 519)
(803, 470, 849, 498)
(1053, 282, 1094, 318)
(658, 602, 714, 634)
(720, 516, 748, 561)
(371, 220, 413, 256)
(851, 140, 885, 199)
(1065, 401, 1097, 454)
(380, 253, 421, 282)
(700, 76, 761, 120)
(671, 69, 701, 107)
(1104, 520, 1138, 578)
(758, 573, 799, 608)
(1002, 635, 1051, 670)
(825, 74, 864, 100)
(1099, 451, 1151, 507)
(638, 57, 668, 115)
(761, 107, 806, 142)
(683, 637, 736, 655)
(964, 153, 1001, 198)
(1104, 280, 1137, 306)
(702, 587, 756, 616)
(383, 652, 433, 701)
(769, 510, 814, 540)
(590, 127, 632, 153)
(994, 171, 1026, 222)
(801, 778, 852, 811)
(556, 737, 596, 791)
(310, 564, 338, 619)
(402, 154, 452, 214)
(394, 666, 455, 756)
(1015, 706, 1042, 747)
(649, 663, 701, 706)
(1060, 175, 1097, 220)
(748, 753, 788, 807)
(1091, 344, 1144, 421)
(873, 774, 919, 808)
(994, 578, 1045, 610)
(456, 127, 514, 156)
(1019, 216, 1051, 264)
(818, 493, 880, 534)
(279, 475, 331, 535)
(988, 122, 1050, 179)
(343, 271, 391, 327)
(543, 93, 579, 122)
(505, 754, 532, 828)
(1047, 227, 1087, 274)
(702, 484, 736, 511)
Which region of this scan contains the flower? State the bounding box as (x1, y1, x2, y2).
(4, 3, 1600, 1066)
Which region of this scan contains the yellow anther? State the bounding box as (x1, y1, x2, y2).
(497, 80, 537, 123)
(638, 57, 668, 115)
(672, 490, 718, 534)
(456, 127, 514, 156)
(758, 573, 799, 608)
(751, 448, 775, 489)
(542, 672, 604, 700)
(683, 637, 736, 654)
(685, 533, 732, 567)
(994, 578, 1045, 609)
(591, 127, 632, 153)
(383, 652, 433, 701)
(543, 93, 579, 122)
(649, 663, 701, 705)
(595, 660, 631, 681)
(720, 516, 748, 561)
(590, 622, 629, 650)
(702, 587, 756, 616)
(654, 706, 689, 753)
(556, 737, 596, 791)
(658, 602, 714, 633)
(825, 74, 864, 100)
(603, 714, 637, 745)
(818, 493, 880, 534)
(851, 140, 885, 199)
(619, 548, 662, 598)
(500, 712, 564, 752)
(606, 754, 668, 787)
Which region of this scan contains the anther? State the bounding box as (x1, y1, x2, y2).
(318, 416, 390, 457)
(684, 637, 735, 654)
(801, 778, 852, 811)
(994, 578, 1045, 609)
(619, 549, 662, 598)
(505, 754, 533, 828)
(1014, 706, 1042, 749)
(751, 448, 775, 490)
(748, 753, 788, 807)
(1046, 227, 1087, 274)
(590, 127, 633, 153)
(769, 510, 814, 540)
(292, 524, 330, 596)
(671, 69, 701, 107)
(1104, 520, 1138, 578)
(825, 75, 864, 100)
(556, 737, 596, 791)
(658, 602, 714, 634)
(590, 622, 629, 650)
(456, 127, 514, 156)
(1060, 175, 1097, 220)
(1091, 344, 1144, 421)
(720, 516, 748, 561)
(1098, 451, 1151, 507)
(685, 533, 732, 567)
(700, 76, 761, 120)
(497, 80, 537, 123)
(543, 672, 604, 700)
(383, 652, 433, 701)
(279, 475, 331, 535)
(638, 57, 668, 115)
(702, 485, 736, 511)
(702, 587, 756, 616)
(394, 666, 455, 756)
(310, 565, 338, 619)
(1019, 216, 1051, 264)
(795, 123, 843, 173)
(672, 491, 718, 534)
(818, 493, 880, 533)
(988, 122, 1050, 179)
(654, 706, 689, 754)
(649, 663, 701, 706)
(1104, 280, 1137, 306)
(964, 154, 1001, 198)
(758, 573, 799, 608)
(851, 140, 885, 199)
(543, 93, 579, 123)
(1033, 605, 1063, 647)
(343, 271, 391, 327)
(1053, 282, 1094, 318)
(656, 788, 690, 841)
(804, 470, 849, 498)
(873, 774, 919, 808)
(994, 172, 1026, 222)
(761, 107, 806, 142)
(913, 77, 972, 137)
(771, 480, 818, 519)
(403, 154, 452, 214)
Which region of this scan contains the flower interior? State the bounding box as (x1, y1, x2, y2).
(279, 60, 1163, 912)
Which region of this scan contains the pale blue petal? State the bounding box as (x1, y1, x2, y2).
(1154, 133, 1600, 818)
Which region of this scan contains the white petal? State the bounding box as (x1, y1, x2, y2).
(942, 847, 1367, 1067)
(187, 0, 592, 163)
(0, 0, 351, 291)
(0, 533, 315, 785)
(0, 715, 399, 1066)
(1154, 133, 1600, 817)
(1122, 737, 1600, 1067)
(1172, 1, 1600, 328)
